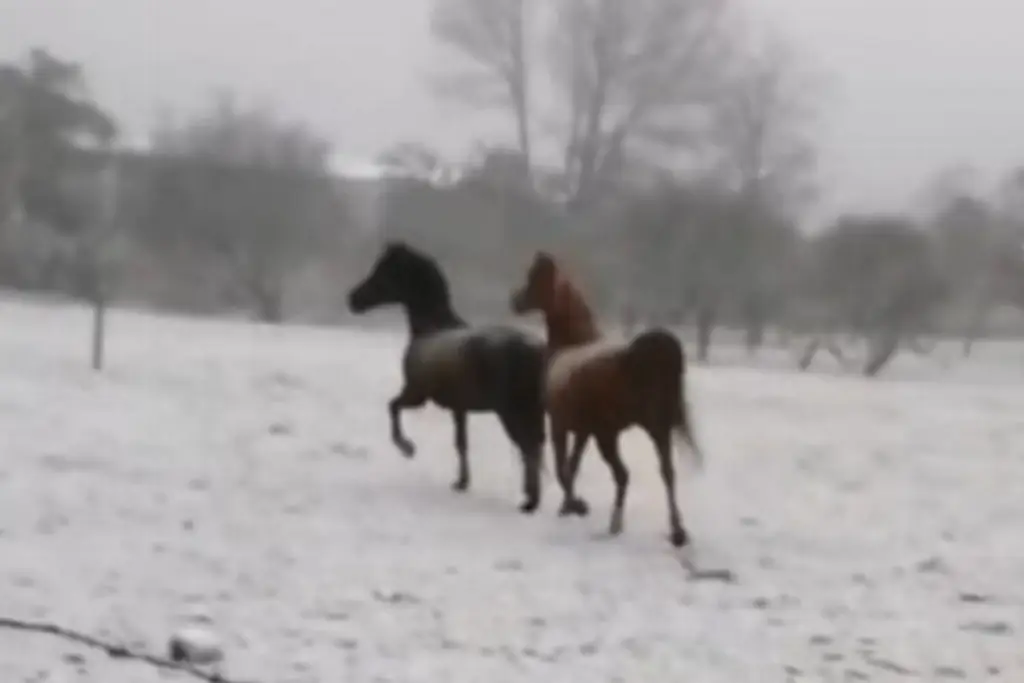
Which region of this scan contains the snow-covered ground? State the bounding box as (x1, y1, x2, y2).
(0, 296, 1021, 682)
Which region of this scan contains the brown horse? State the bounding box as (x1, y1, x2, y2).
(510, 251, 703, 548)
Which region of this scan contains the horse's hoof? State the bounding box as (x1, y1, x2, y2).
(608, 516, 624, 536)
(519, 498, 540, 514)
(557, 500, 577, 516)
(570, 498, 589, 517)
(451, 478, 470, 492)
(558, 498, 588, 517)
(670, 528, 690, 548)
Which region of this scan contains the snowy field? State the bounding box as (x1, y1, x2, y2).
(1, 296, 1022, 682)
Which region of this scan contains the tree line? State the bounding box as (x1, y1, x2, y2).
(1, 0, 1024, 377)
(0, 49, 346, 324)
(416, 0, 1024, 375)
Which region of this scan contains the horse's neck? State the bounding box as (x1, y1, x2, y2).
(406, 301, 466, 338)
(545, 299, 601, 353)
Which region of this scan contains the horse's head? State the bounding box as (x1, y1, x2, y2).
(348, 241, 449, 314)
(511, 251, 560, 315)
(512, 251, 601, 346)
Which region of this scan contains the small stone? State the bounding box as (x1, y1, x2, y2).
(934, 666, 966, 679)
(61, 653, 86, 666)
(686, 567, 737, 583)
(495, 559, 523, 572)
(268, 422, 291, 435)
(334, 638, 358, 651)
(916, 556, 949, 574)
(866, 655, 914, 676)
(372, 589, 419, 605)
(168, 626, 223, 665)
(960, 621, 1012, 636)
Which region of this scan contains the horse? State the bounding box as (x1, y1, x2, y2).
(347, 241, 547, 514)
(510, 251, 703, 548)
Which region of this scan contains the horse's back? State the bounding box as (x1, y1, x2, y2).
(462, 325, 547, 415)
(405, 325, 545, 412)
(623, 327, 685, 380)
(404, 327, 475, 375)
(546, 330, 686, 430)
(546, 340, 623, 398)
(623, 327, 688, 427)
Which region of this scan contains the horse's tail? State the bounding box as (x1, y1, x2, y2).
(672, 384, 704, 471)
(495, 335, 547, 453)
(624, 328, 704, 471)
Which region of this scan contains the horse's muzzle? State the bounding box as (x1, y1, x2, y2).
(347, 288, 370, 313)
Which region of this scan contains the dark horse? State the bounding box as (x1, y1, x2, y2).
(348, 241, 547, 513)
(510, 251, 703, 547)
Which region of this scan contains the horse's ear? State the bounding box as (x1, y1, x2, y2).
(535, 251, 555, 267)
(383, 240, 417, 262)
(529, 251, 560, 294)
(531, 251, 557, 278)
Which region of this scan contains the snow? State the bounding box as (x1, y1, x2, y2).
(0, 295, 1022, 682)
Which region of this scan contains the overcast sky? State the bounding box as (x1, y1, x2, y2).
(3, 0, 1023, 222)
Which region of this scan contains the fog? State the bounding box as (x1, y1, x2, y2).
(4, 0, 1024, 218)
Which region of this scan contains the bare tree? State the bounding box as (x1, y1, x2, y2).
(705, 33, 825, 350)
(432, 0, 534, 167)
(707, 35, 822, 216)
(547, 0, 732, 210)
(431, 0, 734, 212)
(807, 214, 947, 377)
(143, 92, 335, 323)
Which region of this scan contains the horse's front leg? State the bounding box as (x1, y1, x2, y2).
(389, 384, 426, 458)
(562, 431, 591, 516)
(553, 421, 589, 517)
(451, 409, 470, 492)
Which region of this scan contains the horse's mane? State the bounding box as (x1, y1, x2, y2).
(388, 241, 453, 302)
(547, 257, 601, 346)
(384, 241, 465, 331)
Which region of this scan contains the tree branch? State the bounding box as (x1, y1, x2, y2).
(0, 616, 253, 683)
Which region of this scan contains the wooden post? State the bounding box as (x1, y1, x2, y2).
(88, 150, 119, 372)
(91, 291, 105, 371)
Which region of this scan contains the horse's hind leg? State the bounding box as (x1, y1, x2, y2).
(451, 409, 470, 492)
(595, 431, 629, 536)
(650, 427, 689, 548)
(389, 384, 426, 458)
